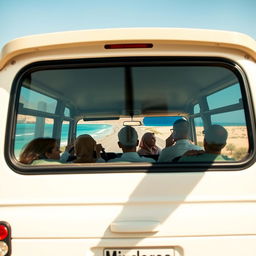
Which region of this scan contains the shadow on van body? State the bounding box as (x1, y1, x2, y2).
(93, 165, 206, 252)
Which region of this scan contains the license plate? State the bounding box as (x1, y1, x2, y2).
(104, 248, 174, 256)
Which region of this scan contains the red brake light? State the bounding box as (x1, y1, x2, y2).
(0, 222, 11, 256)
(0, 225, 8, 240)
(104, 43, 153, 49)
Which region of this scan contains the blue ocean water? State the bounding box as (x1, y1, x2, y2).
(15, 123, 113, 155)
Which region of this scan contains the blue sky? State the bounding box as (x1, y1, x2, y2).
(0, 0, 256, 50)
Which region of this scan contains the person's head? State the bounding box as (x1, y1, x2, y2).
(203, 124, 228, 153)
(172, 119, 190, 140)
(74, 134, 97, 163)
(19, 138, 60, 164)
(118, 126, 139, 152)
(140, 132, 156, 148)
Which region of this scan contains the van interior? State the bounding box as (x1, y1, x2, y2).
(10, 57, 250, 168)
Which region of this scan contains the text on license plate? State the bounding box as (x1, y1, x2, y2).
(104, 248, 174, 256)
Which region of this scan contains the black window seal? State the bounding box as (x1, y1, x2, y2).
(5, 56, 256, 175)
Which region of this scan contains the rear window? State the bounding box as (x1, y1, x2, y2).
(7, 57, 254, 173)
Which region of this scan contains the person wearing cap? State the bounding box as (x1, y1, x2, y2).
(158, 119, 202, 162)
(109, 126, 155, 163)
(178, 124, 234, 162)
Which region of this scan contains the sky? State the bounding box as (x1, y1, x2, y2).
(0, 0, 256, 50)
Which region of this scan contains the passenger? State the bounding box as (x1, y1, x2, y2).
(19, 137, 65, 165)
(178, 124, 234, 162)
(109, 126, 155, 163)
(137, 132, 161, 156)
(158, 119, 202, 162)
(73, 134, 105, 163)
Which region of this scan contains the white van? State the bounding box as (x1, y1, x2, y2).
(0, 28, 256, 256)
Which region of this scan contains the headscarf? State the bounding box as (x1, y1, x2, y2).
(138, 132, 161, 155)
(74, 134, 97, 163)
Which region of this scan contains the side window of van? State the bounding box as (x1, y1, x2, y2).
(190, 84, 248, 161)
(15, 87, 57, 158)
(60, 121, 70, 150)
(19, 87, 57, 113)
(8, 58, 253, 172)
(207, 84, 248, 160)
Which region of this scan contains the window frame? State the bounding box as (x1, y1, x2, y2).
(5, 56, 256, 175)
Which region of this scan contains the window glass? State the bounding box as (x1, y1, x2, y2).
(211, 111, 248, 160)
(19, 87, 57, 114)
(194, 104, 200, 114)
(76, 121, 113, 138)
(132, 66, 237, 114)
(15, 115, 36, 159)
(43, 118, 54, 137)
(12, 59, 251, 168)
(64, 108, 70, 117)
(76, 117, 177, 153)
(60, 121, 70, 151)
(76, 120, 116, 151)
(194, 117, 204, 147)
(143, 116, 184, 126)
(28, 67, 125, 116)
(207, 84, 241, 110)
(15, 115, 54, 159)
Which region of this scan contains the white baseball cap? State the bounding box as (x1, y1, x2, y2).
(118, 126, 138, 146)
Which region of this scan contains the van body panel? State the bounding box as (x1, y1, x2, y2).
(1, 28, 256, 69)
(1, 169, 256, 238)
(1, 28, 256, 256)
(10, 237, 256, 256)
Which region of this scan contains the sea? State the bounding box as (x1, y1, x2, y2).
(15, 123, 113, 156)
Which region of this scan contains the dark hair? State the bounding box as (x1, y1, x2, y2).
(19, 138, 57, 164)
(173, 118, 188, 127)
(205, 142, 226, 152)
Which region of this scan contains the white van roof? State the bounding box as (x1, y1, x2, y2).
(1, 27, 256, 69)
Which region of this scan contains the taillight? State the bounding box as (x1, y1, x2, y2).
(0, 222, 11, 256)
(104, 43, 153, 49)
